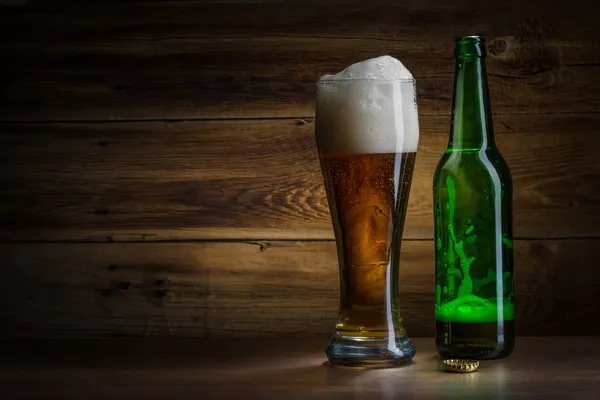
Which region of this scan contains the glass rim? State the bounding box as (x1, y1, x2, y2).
(317, 77, 415, 84)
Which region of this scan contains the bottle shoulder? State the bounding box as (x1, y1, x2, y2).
(434, 148, 512, 185)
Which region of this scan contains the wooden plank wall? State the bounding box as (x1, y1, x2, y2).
(0, 0, 599, 338)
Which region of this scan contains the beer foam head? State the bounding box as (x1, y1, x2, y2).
(316, 55, 419, 154)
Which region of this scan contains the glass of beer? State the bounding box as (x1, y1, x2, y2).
(315, 56, 419, 367)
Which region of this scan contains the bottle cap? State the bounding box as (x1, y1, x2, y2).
(440, 358, 480, 373)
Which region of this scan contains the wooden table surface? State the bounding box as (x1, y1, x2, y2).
(1, 337, 599, 399)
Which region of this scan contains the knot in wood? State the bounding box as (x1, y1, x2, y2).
(488, 39, 507, 56)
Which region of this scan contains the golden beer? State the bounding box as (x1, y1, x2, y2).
(320, 152, 416, 338)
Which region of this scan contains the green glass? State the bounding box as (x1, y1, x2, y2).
(433, 36, 515, 359)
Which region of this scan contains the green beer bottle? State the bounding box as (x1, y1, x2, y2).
(433, 35, 515, 359)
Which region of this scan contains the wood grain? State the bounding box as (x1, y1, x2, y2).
(1, 0, 598, 342)
(1, 115, 599, 241)
(0, 0, 598, 121)
(1, 239, 598, 338)
(0, 0, 26, 6)
(1, 337, 600, 399)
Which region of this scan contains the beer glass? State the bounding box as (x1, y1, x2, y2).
(315, 61, 419, 367)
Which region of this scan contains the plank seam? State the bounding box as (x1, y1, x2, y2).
(1, 111, 600, 125)
(0, 237, 597, 245)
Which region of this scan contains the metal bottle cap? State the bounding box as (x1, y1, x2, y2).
(440, 358, 480, 373)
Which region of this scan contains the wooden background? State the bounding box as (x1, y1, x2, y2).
(0, 0, 599, 338)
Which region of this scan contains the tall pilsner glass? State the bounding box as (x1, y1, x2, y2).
(315, 56, 420, 367)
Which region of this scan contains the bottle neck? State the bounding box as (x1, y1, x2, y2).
(449, 43, 495, 152)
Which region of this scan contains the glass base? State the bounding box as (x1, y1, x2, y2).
(326, 334, 416, 368)
(435, 319, 515, 360)
(437, 345, 513, 360)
